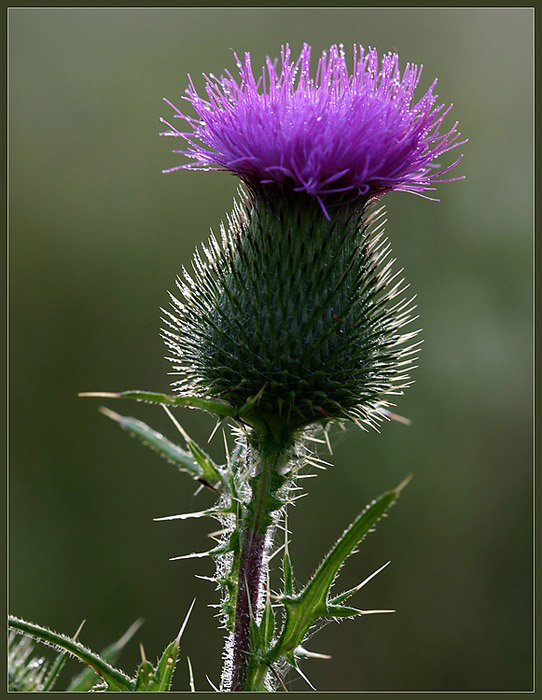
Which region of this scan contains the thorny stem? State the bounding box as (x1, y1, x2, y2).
(229, 528, 266, 690)
(227, 433, 288, 692)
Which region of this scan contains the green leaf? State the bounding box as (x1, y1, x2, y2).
(324, 605, 365, 618)
(79, 390, 238, 418)
(259, 599, 276, 652)
(8, 631, 49, 691)
(8, 616, 134, 691)
(42, 651, 67, 693)
(41, 650, 68, 691)
(134, 659, 157, 691)
(67, 619, 143, 692)
(268, 477, 410, 663)
(153, 638, 180, 692)
(186, 439, 223, 486)
(42, 619, 85, 691)
(282, 549, 295, 597)
(134, 599, 194, 692)
(97, 407, 225, 489)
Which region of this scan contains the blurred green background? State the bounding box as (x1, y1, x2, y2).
(9, 8, 533, 692)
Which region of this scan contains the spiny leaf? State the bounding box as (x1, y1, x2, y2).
(133, 634, 181, 691)
(8, 616, 133, 691)
(155, 598, 195, 692)
(259, 600, 276, 652)
(152, 639, 179, 692)
(134, 658, 157, 691)
(268, 477, 410, 662)
(329, 560, 391, 606)
(41, 649, 68, 691)
(297, 478, 409, 614)
(161, 404, 226, 488)
(109, 602, 194, 691)
(324, 605, 366, 618)
(282, 549, 295, 597)
(42, 620, 85, 691)
(187, 439, 223, 486)
(79, 390, 238, 418)
(8, 632, 49, 691)
(97, 407, 225, 489)
(67, 619, 143, 692)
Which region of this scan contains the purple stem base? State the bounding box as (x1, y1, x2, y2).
(229, 527, 266, 691)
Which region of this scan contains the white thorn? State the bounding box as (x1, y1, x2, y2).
(176, 598, 196, 644)
(112, 618, 144, 650)
(290, 493, 308, 503)
(394, 473, 414, 495)
(97, 406, 122, 422)
(207, 420, 221, 444)
(222, 429, 232, 474)
(379, 408, 412, 426)
(296, 664, 317, 691)
(207, 527, 232, 539)
(268, 540, 289, 563)
(307, 455, 333, 467)
(162, 404, 191, 443)
(187, 657, 195, 692)
(192, 483, 205, 497)
(303, 457, 327, 470)
(205, 675, 220, 692)
(154, 510, 211, 522)
(323, 429, 333, 455)
(359, 609, 396, 615)
(302, 649, 332, 660)
(169, 551, 211, 561)
(350, 561, 392, 595)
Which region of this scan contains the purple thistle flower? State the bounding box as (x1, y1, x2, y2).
(161, 43, 465, 218)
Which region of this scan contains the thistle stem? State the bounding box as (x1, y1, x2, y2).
(227, 436, 287, 691)
(229, 526, 266, 690)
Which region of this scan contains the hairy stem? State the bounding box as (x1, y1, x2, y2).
(229, 528, 266, 690)
(226, 435, 288, 691)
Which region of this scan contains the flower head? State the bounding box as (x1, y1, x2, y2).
(161, 43, 465, 217)
(163, 194, 418, 433)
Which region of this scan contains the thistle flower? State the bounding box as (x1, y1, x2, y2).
(159, 43, 466, 438)
(161, 43, 465, 217)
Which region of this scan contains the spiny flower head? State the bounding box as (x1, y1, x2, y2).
(162, 194, 419, 434)
(161, 43, 465, 217)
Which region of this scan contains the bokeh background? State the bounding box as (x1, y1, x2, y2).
(9, 8, 533, 692)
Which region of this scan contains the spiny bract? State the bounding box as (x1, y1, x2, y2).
(162, 191, 418, 433)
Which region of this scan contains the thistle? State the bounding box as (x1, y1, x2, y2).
(157, 43, 464, 691)
(10, 43, 464, 692)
